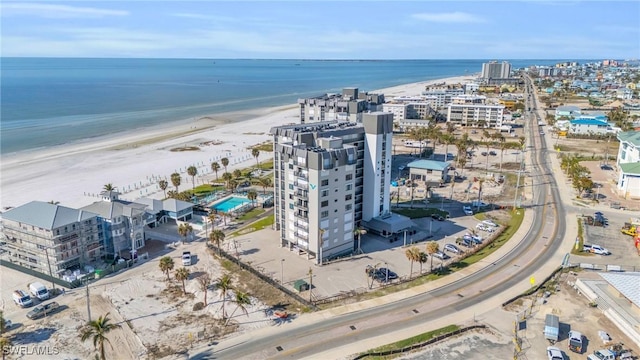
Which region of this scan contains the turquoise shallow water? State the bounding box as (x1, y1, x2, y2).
(1, 58, 568, 153)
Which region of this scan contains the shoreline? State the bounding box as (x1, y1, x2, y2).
(0, 74, 475, 209)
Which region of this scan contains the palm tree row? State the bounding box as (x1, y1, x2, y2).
(405, 241, 441, 278)
(559, 154, 594, 197)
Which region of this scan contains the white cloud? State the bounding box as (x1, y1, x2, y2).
(411, 12, 485, 24)
(0, 3, 129, 18)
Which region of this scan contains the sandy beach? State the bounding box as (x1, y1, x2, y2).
(0, 75, 474, 210)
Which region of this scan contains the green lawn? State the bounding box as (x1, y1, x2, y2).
(361, 325, 460, 359)
(237, 208, 265, 221)
(229, 215, 274, 237)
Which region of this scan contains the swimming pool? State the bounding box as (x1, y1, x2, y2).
(212, 196, 251, 212)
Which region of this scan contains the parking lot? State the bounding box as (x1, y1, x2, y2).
(570, 209, 640, 270)
(227, 207, 513, 301)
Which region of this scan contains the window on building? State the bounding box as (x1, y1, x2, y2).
(321, 200, 329, 207)
(345, 194, 352, 201)
(289, 184, 294, 190)
(321, 190, 329, 197)
(346, 183, 352, 191)
(321, 179, 329, 186)
(346, 174, 353, 181)
(289, 204, 294, 209)
(346, 204, 352, 211)
(321, 211, 329, 218)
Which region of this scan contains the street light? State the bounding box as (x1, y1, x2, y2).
(280, 259, 285, 285)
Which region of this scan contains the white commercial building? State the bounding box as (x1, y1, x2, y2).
(446, 103, 505, 129)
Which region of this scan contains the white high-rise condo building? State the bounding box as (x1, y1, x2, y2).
(271, 113, 393, 264)
(481, 61, 512, 80)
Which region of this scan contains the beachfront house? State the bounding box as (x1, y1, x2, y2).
(568, 118, 613, 136)
(616, 131, 640, 199)
(406, 159, 451, 187)
(555, 105, 581, 120)
(1, 201, 103, 279)
(80, 191, 151, 258)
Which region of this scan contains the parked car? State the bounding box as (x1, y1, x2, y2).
(583, 244, 611, 255)
(444, 243, 462, 254)
(587, 349, 615, 360)
(547, 346, 563, 360)
(489, 151, 497, 156)
(462, 206, 473, 215)
(431, 214, 445, 221)
(377, 268, 398, 280)
(481, 151, 488, 156)
(13, 290, 33, 308)
(456, 237, 473, 248)
(26, 301, 60, 320)
(568, 330, 583, 353)
(182, 251, 192, 266)
(482, 220, 499, 228)
(432, 251, 450, 260)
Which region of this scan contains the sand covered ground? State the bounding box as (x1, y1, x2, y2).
(0, 75, 474, 210)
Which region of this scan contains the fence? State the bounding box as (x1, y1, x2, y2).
(501, 265, 567, 307)
(352, 324, 487, 359)
(206, 243, 317, 310)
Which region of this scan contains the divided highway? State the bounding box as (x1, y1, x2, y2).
(207, 78, 567, 359)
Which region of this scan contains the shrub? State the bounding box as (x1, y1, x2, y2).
(193, 302, 204, 311)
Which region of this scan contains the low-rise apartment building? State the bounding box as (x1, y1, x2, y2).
(446, 103, 505, 129)
(1, 201, 103, 278)
(421, 88, 465, 109)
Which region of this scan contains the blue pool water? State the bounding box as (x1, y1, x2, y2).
(212, 197, 250, 212)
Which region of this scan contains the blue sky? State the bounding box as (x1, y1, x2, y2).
(1, 1, 638, 59)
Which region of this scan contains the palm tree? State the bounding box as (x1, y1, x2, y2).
(418, 252, 428, 274)
(247, 190, 258, 207)
(177, 223, 193, 244)
(103, 183, 116, 192)
(252, 148, 260, 169)
(211, 162, 221, 181)
(441, 133, 456, 161)
(167, 190, 178, 199)
(258, 177, 272, 195)
(206, 212, 217, 237)
(79, 313, 122, 360)
(353, 227, 367, 254)
(425, 241, 439, 271)
(228, 179, 238, 193)
(221, 157, 229, 174)
(222, 172, 233, 190)
(217, 274, 233, 320)
(408, 127, 429, 158)
(197, 273, 211, 306)
(159, 256, 174, 281)
(170, 172, 181, 192)
(175, 267, 190, 294)
(233, 169, 242, 179)
(224, 291, 251, 327)
(158, 180, 168, 198)
(209, 230, 225, 255)
(498, 135, 507, 171)
(405, 246, 420, 278)
(187, 166, 198, 190)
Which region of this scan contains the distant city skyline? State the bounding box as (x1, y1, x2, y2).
(1, 1, 638, 59)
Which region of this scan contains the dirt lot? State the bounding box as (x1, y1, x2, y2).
(400, 271, 640, 360)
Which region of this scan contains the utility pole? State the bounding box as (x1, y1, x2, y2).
(308, 267, 313, 303)
(85, 278, 91, 322)
(280, 259, 284, 285)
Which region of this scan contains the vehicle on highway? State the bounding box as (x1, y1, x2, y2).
(547, 346, 563, 360)
(443, 243, 462, 254)
(26, 301, 60, 320)
(462, 206, 473, 215)
(13, 290, 33, 308)
(568, 330, 583, 353)
(432, 251, 449, 260)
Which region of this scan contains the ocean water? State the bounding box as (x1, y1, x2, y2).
(1, 58, 563, 154)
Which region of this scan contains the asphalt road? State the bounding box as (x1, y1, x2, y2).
(190, 77, 568, 360)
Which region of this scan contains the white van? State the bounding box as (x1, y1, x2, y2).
(29, 282, 50, 301)
(13, 290, 33, 307)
